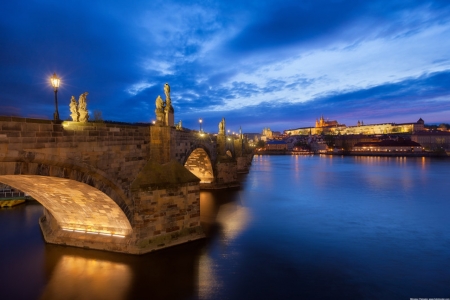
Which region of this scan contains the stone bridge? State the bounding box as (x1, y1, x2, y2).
(0, 116, 253, 254)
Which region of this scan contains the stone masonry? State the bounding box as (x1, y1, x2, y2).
(0, 116, 248, 254)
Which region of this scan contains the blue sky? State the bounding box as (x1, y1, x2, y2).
(1, 0, 449, 133)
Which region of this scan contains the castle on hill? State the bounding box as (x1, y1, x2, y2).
(315, 115, 339, 128)
(285, 116, 425, 135)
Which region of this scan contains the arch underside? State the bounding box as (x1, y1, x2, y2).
(0, 175, 132, 236)
(184, 148, 214, 183)
(0, 159, 133, 223)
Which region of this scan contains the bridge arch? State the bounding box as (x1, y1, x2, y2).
(0, 151, 134, 223)
(0, 175, 132, 236)
(183, 145, 214, 183)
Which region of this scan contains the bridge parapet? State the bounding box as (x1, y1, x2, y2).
(0, 117, 149, 176)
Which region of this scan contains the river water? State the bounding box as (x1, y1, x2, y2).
(1, 155, 450, 299)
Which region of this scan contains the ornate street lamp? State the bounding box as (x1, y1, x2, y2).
(50, 73, 60, 121)
(199, 118, 203, 132)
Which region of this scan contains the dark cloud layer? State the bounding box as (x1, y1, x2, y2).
(0, 0, 449, 133)
(188, 70, 450, 133)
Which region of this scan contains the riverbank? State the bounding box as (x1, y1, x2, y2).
(255, 150, 448, 158)
(328, 151, 448, 158)
(255, 150, 314, 155)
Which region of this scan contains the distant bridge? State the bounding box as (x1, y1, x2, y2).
(0, 116, 253, 254)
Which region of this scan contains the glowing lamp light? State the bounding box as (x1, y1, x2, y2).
(50, 73, 60, 90)
(50, 73, 60, 121)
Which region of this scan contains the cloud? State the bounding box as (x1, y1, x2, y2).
(179, 70, 450, 133)
(0, 0, 449, 131)
(126, 82, 155, 96)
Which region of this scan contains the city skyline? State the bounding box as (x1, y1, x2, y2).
(1, 0, 450, 133)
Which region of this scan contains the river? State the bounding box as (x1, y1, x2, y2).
(1, 155, 450, 299)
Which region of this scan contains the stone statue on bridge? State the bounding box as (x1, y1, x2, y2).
(69, 96, 79, 122)
(78, 92, 89, 122)
(176, 120, 182, 130)
(164, 83, 174, 127)
(154, 83, 174, 126)
(219, 117, 225, 135)
(164, 83, 171, 104)
(155, 95, 164, 111)
(155, 95, 165, 125)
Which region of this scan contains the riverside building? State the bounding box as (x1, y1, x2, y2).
(285, 117, 425, 135)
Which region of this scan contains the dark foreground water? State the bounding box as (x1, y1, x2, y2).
(1, 155, 450, 300)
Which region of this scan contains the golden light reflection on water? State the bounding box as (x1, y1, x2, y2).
(215, 202, 250, 242)
(353, 156, 432, 192)
(197, 252, 220, 299)
(198, 191, 251, 299)
(40, 255, 131, 300)
(294, 155, 300, 181)
(421, 156, 428, 170)
(253, 154, 272, 167)
(251, 155, 275, 190)
(200, 191, 251, 242)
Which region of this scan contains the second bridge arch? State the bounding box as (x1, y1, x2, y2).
(184, 148, 214, 183)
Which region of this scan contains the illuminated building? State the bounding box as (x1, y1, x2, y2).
(261, 127, 273, 141)
(411, 131, 450, 150)
(285, 117, 425, 136)
(353, 140, 423, 152)
(315, 115, 340, 128)
(265, 140, 287, 150)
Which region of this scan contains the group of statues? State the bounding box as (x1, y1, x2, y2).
(153, 83, 229, 135)
(155, 83, 174, 126)
(65, 84, 226, 131)
(69, 92, 89, 122)
(153, 82, 227, 134)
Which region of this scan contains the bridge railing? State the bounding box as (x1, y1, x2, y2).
(0, 190, 26, 199)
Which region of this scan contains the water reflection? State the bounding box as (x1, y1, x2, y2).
(197, 188, 251, 299)
(35, 188, 249, 300)
(197, 252, 219, 299)
(216, 202, 250, 243)
(40, 255, 131, 300)
(200, 189, 250, 241)
(2, 156, 450, 299)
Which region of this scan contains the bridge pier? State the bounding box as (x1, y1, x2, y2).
(129, 160, 204, 253)
(37, 159, 205, 254)
(237, 154, 254, 173)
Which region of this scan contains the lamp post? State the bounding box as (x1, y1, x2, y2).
(50, 73, 60, 121)
(199, 118, 203, 132)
